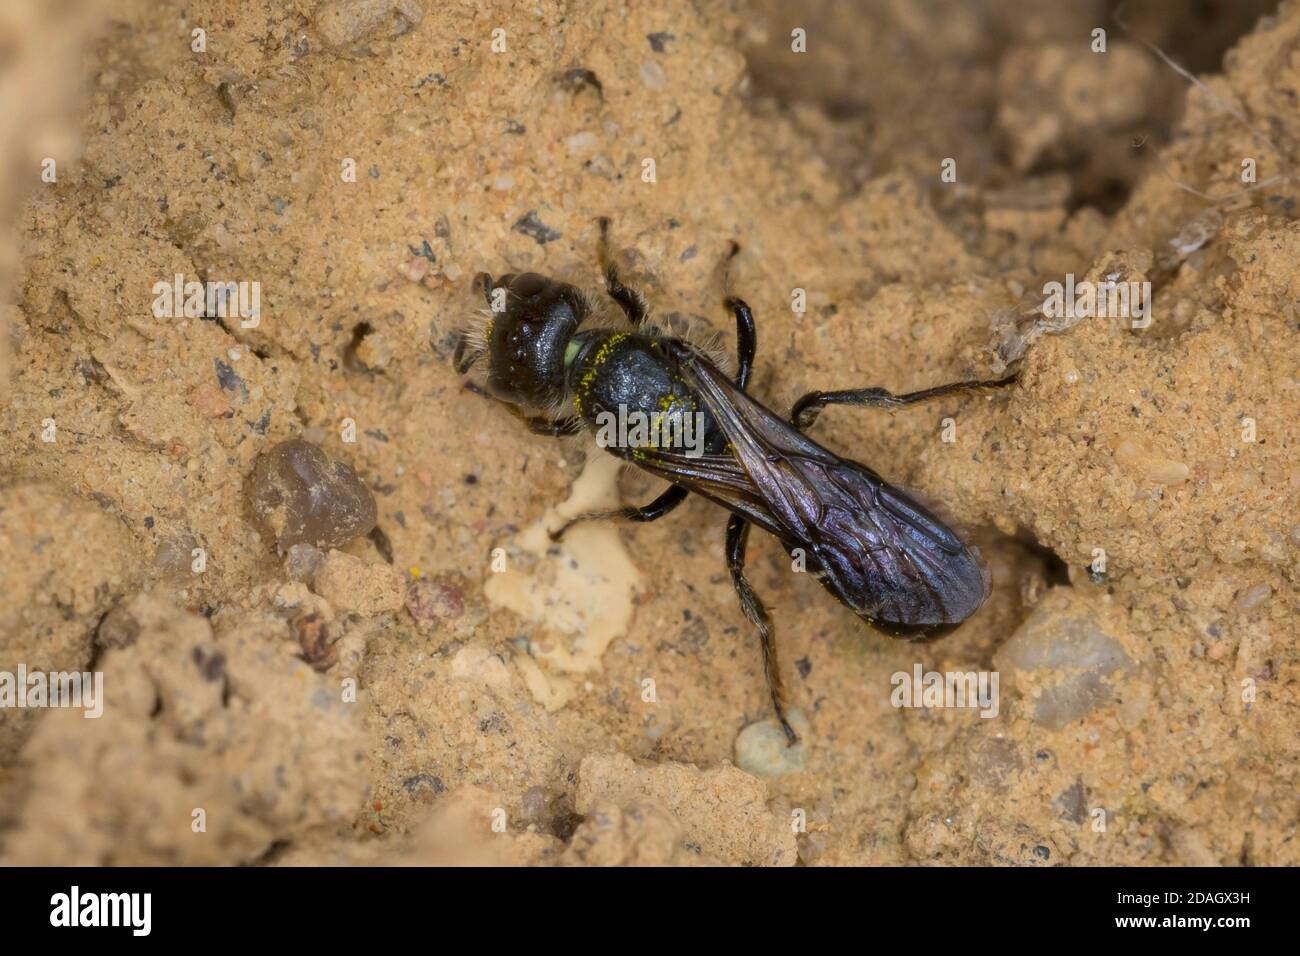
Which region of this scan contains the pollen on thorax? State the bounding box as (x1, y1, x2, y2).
(574, 332, 629, 415)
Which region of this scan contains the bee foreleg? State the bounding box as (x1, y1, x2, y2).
(461, 382, 581, 436)
(452, 330, 481, 374)
(472, 271, 495, 306)
(594, 217, 647, 326)
(524, 416, 584, 437)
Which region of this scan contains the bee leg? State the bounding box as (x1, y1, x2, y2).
(726, 514, 798, 746)
(725, 294, 756, 390)
(717, 237, 760, 390)
(791, 373, 1019, 430)
(452, 330, 481, 374)
(453, 276, 498, 373)
(460, 381, 581, 436)
(524, 416, 584, 437)
(723, 287, 797, 743)
(595, 217, 647, 325)
(547, 484, 687, 542)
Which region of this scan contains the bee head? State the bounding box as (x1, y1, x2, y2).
(479, 272, 587, 408)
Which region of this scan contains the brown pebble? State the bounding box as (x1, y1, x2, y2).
(294, 611, 337, 671)
(189, 382, 234, 419)
(153, 531, 200, 579)
(249, 439, 377, 553)
(96, 602, 142, 650)
(406, 573, 466, 631)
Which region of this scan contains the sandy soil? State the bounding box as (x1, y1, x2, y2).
(0, 0, 1295, 865)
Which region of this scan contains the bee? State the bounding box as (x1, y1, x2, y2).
(453, 219, 1015, 745)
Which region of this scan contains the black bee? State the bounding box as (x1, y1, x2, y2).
(454, 219, 1015, 745)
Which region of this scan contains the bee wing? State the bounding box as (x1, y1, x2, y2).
(636, 344, 990, 631)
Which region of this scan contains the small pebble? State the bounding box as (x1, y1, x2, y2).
(1114, 437, 1189, 486)
(294, 611, 337, 671)
(401, 256, 429, 282)
(1235, 583, 1271, 610)
(189, 382, 233, 419)
(520, 786, 551, 823)
(564, 131, 598, 156)
(313, 550, 403, 616)
(249, 439, 377, 552)
(354, 330, 393, 370)
(734, 711, 809, 778)
(153, 531, 199, 578)
(405, 573, 466, 632)
(993, 591, 1139, 730)
(640, 60, 667, 90)
(512, 210, 562, 245)
(285, 543, 326, 582)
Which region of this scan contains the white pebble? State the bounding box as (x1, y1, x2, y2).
(735, 711, 809, 778)
(640, 60, 667, 90)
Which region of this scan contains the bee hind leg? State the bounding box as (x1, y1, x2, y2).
(790, 373, 1019, 430)
(722, 284, 801, 745)
(726, 514, 798, 747)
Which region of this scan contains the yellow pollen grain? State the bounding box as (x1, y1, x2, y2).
(575, 332, 628, 415)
